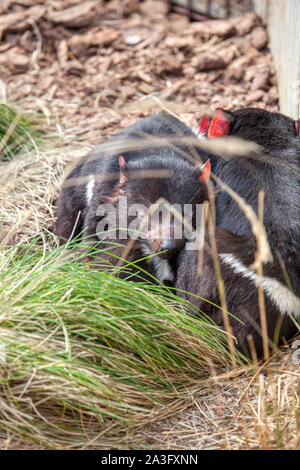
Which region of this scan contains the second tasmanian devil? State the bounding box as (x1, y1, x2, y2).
(176, 107, 300, 356)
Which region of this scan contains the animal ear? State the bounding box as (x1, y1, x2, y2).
(118, 155, 128, 185)
(198, 159, 211, 184)
(295, 120, 300, 136)
(208, 108, 231, 138)
(198, 115, 211, 136)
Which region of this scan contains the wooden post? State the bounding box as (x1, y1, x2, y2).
(253, 0, 300, 119)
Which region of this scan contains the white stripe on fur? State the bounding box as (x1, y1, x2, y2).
(191, 127, 206, 139)
(219, 253, 300, 318)
(141, 244, 174, 283)
(86, 175, 95, 206)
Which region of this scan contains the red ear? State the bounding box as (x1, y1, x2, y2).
(198, 115, 211, 136)
(295, 120, 300, 136)
(198, 159, 211, 184)
(118, 156, 128, 185)
(208, 108, 231, 138)
(119, 155, 126, 169)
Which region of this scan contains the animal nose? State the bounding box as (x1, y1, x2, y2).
(161, 239, 176, 252)
(160, 239, 184, 258)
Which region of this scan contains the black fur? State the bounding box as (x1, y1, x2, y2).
(176, 229, 298, 357)
(177, 108, 300, 355)
(210, 107, 300, 296)
(83, 154, 209, 283)
(55, 113, 209, 283)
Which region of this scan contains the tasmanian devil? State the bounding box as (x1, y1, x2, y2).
(176, 107, 300, 356)
(200, 107, 300, 297)
(55, 113, 211, 284)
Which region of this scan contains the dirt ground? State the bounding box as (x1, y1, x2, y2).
(1, 0, 279, 144)
(1, 0, 299, 450)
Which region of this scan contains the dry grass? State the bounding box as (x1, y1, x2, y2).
(138, 349, 300, 449)
(0, 104, 299, 450)
(0, 139, 90, 246)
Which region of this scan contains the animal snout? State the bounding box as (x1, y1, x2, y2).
(147, 221, 186, 259)
(149, 237, 185, 259)
(162, 238, 184, 256)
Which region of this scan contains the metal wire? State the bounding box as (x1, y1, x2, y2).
(166, 0, 253, 21)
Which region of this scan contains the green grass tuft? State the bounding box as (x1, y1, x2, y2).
(0, 104, 47, 162)
(0, 239, 242, 448)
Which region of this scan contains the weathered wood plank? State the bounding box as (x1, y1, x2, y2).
(253, 0, 300, 118)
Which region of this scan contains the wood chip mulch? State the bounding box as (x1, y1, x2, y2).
(0, 0, 279, 145)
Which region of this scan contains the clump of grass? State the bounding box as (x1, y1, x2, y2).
(0, 104, 47, 162)
(0, 239, 242, 449)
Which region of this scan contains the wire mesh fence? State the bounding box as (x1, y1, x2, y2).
(166, 0, 254, 20)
